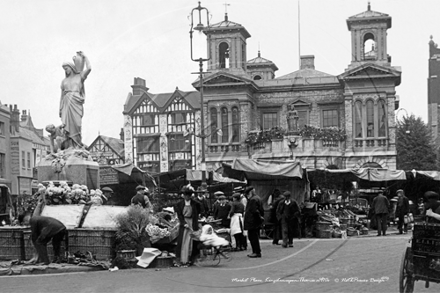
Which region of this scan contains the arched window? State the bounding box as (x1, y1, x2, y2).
(210, 108, 218, 143)
(363, 33, 376, 60)
(354, 101, 363, 138)
(221, 107, 229, 143)
(253, 75, 262, 80)
(366, 100, 375, 137)
(378, 99, 386, 137)
(219, 42, 229, 69)
(232, 107, 240, 143)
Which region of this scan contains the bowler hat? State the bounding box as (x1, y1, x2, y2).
(283, 191, 291, 197)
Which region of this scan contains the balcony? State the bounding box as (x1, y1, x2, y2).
(354, 138, 388, 148)
(249, 136, 346, 159)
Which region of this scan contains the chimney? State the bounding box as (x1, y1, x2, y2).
(21, 110, 28, 122)
(300, 55, 315, 70)
(10, 104, 20, 133)
(131, 77, 149, 95)
(120, 127, 125, 141)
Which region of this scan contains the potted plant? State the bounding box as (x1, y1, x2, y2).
(115, 205, 151, 257)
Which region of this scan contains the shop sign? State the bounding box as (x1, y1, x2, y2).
(99, 167, 119, 185)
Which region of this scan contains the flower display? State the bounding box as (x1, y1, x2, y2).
(44, 181, 91, 205)
(299, 125, 347, 141)
(244, 127, 286, 146)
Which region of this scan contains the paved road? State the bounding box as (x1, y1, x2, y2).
(1, 234, 438, 293)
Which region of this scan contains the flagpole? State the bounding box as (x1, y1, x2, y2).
(298, 0, 301, 66)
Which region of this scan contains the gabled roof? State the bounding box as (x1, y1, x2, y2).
(247, 51, 278, 71)
(204, 14, 251, 39)
(338, 63, 401, 85)
(124, 86, 201, 115)
(88, 134, 124, 158)
(277, 68, 336, 80)
(160, 89, 201, 111)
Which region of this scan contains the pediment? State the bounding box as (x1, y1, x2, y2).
(340, 64, 401, 80)
(290, 99, 311, 108)
(203, 74, 248, 85)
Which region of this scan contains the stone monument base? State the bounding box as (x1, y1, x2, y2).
(37, 149, 99, 190)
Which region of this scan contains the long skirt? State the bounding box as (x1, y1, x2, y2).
(180, 218, 193, 264)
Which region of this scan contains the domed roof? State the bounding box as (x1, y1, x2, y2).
(204, 14, 251, 39)
(247, 51, 278, 71)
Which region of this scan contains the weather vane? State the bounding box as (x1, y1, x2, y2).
(224, 2, 230, 14)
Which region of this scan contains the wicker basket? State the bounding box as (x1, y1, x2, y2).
(346, 229, 359, 237)
(23, 230, 67, 260)
(0, 228, 25, 260)
(68, 229, 116, 260)
(316, 221, 332, 231)
(317, 230, 332, 238)
(150, 255, 175, 268)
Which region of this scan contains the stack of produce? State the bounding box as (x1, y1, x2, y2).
(146, 223, 171, 243)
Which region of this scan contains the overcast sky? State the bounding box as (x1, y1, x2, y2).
(0, 0, 438, 145)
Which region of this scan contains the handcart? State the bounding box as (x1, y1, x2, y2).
(399, 218, 440, 292)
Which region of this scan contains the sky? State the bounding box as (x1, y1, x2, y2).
(0, 0, 438, 146)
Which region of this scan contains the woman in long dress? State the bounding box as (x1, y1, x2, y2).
(59, 51, 91, 147)
(175, 188, 201, 265)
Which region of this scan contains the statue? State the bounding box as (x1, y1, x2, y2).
(287, 104, 299, 133)
(59, 51, 91, 147)
(45, 123, 70, 153)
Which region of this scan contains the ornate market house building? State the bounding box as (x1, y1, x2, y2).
(124, 4, 401, 173)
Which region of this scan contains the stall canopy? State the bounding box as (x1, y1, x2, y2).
(308, 168, 407, 182)
(222, 158, 304, 181)
(222, 159, 309, 204)
(155, 169, 211, 190)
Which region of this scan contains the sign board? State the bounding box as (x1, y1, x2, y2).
(99, 166, 119, 185)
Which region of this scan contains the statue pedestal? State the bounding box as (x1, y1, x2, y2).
(37, 149, 100, 189)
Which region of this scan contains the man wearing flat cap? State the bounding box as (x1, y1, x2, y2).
(213, 192, 231, 227)
(131, 185, 152, 211)
(276, 191, 301, 248)
(395, 189, 410, 234)
(243, 186, 264, 258)
(101, 187, 113, 205)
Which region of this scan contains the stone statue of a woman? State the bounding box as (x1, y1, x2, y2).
(59, 51, 91, 148)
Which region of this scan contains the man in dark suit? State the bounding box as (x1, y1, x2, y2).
(371, 191, 390, 236)
(213, 193, 231, 227)
(276, 191, 301, 248)
(243, 186, 264, 258)
(396, 189, 410, 234)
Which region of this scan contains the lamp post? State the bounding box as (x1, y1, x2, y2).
(189, 1, 210, 191)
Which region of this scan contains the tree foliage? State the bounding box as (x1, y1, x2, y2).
(396, 115, 438, 170)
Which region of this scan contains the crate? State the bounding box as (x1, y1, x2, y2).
(23, 230, 67, 261)
(316, 230, 332, 238)
(0, 228, 25, 260)
(68, 229, 116, 261)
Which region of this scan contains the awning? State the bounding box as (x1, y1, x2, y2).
(308, 168, 407, 182)
(112, 162, 146, 176)
(222, 158, 304, 181)
(413, 170, 440, 181)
